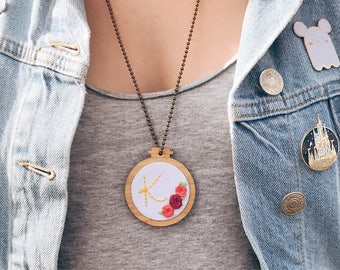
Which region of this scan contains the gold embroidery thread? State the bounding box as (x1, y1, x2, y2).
(139, 174, 167, 207)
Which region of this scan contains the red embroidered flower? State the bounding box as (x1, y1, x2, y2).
(169, 194, 182, 209)
(159, 182, 188, 218)
(175, 184, 187, 197)
(162, 205, 174, 218)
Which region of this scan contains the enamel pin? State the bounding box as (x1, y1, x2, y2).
(125, 147, 195, 226)
(293, 19, 340, 71)
(301, 115, 339, 171)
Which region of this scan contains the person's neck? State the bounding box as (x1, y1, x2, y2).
(84, 0, 248, 94)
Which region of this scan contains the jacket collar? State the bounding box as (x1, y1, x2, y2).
(234, 0, 303, 89)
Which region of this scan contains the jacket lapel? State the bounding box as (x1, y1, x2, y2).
(234, 0, 303, 89)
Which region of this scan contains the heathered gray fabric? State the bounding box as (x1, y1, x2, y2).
(58, 60, 260, 270)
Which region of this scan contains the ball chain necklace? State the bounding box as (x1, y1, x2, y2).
(105, 0, 200, 226)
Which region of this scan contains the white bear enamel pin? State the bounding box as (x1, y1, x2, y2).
(293, 19, 340, 71)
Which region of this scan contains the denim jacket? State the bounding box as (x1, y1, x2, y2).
(0, 0, 339, 269)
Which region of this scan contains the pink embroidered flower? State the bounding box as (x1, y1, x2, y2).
(169, 194, 182, 209)
(175, 184, 187, 197)
(162, 205, 174, 218)
(159, 182, 188, 218)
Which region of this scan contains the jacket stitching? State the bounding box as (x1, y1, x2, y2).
(0, 37, 83, 64)
(0, 46, 83, 76)
(286, 114, 307, 268)
(231, 79, 340, 108)
(233, 90, 340, 119)
(0, 37, 87, 77)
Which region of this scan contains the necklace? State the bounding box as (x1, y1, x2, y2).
(105, 0, 200, 226)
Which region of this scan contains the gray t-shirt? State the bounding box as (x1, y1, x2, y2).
(58, 60, 260, 270)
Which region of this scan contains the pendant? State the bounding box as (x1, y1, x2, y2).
(301, 114, 339, 171)
(125, 147, 195, 226)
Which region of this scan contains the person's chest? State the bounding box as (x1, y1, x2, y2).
(84, 0, 248, 94)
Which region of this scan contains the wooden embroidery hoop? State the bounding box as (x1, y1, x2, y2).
(125, 147, 195, 227)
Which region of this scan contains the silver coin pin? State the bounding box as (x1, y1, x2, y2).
(259, 68, 284, 95)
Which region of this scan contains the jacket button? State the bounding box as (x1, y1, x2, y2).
(281, 192, 305, 215)
(259, 68, 284, 95)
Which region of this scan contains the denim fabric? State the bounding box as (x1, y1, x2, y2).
(229, 0, 340, 269)
(0, 1, 89, 269)
(0, 0, 339, 269)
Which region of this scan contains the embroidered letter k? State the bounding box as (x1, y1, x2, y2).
(139, 174, 167, 207)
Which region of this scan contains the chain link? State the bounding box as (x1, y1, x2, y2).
(105, 0, 200, 155)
